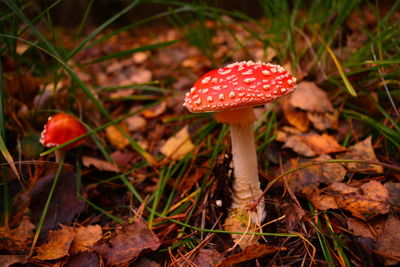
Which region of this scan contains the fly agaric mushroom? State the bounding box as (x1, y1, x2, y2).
(40, 113, 87, 162)
(183, 61, 297, 223)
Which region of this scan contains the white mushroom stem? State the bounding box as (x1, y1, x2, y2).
(230, 123, 266, 223)
(215, 107, 266, 223)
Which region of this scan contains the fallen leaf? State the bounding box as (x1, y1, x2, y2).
(281, 202, 306, 231)
(70, 225, 102, 254)
(94, 218, 161, 267)
(160, 125, 195, 160)
(125, 115, 147, 132)
(105, 123, 130, 149)
(64, 252, 100, 267)
(175, 248, 224, 267)
(340, 136, 383, 173)
(347, 218, 376, 240)
(376, 217, 400, 265)
(309, 189, 339, 210)
(281, 99, 310, 132)
(284, 133, 346, 157)
(29, 172, 85, 241)
(82, 156, 120, 172)
(307, 110, 339, 131)
(0, 216, 35, 253)
(142, 101, 167, 118)
(35, 225, 75, 260)
(385, 182, 400, 208)
(316, 154, 347, 185)
(217, 244, 282, 267)
(224, 209, 259, 249)
(0, 255, 28, 267)
(289, 81, 334, 113)
(310, 181, 390, 220)
(132, 257, 161, 267)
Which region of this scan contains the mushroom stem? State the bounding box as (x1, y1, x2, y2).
(55, 149, 66, 163)
(229, 119, 266, 223)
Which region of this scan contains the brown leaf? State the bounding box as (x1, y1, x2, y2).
(176, 248, 224, 267)
(310, 189, 339, 210)
(289, 81, 334, 113)
(105, 123, 130, 149)
(284, 155, 346, 195)
(0, 255, 28, 267)
(142, 101, 167, 118)
(64, 252, 100, 267)
(29, 172, 85, 241)
(217, 244, 282, 267)
(94, 218, 161, 267)
(281, 99, 310, 132)
(385, 182, 400, 208)
(35, 225, 75, 260)
(284, 133, 346, 157)
(160, 125, 195, 160)
(347, 218, 376, 239)
(310, 181, 390, 220)
(0, 216, 35, 253)
(340, 136, 383, 173)
(224, 209, 259, 249)
(70, 225, 102, 254)
(82, 156, 120, 173)
(307, 110, 339, 131)
(376, 217, 400, 265)
(125, 115, 147, 132)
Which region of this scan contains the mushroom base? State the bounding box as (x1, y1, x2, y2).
(229, 122, 266, 224)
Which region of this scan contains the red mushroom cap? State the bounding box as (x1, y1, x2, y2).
(40, 113, 87, 150)
(183, 61, 297, 112)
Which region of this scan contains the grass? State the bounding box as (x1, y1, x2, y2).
(1, 0, 399, 265)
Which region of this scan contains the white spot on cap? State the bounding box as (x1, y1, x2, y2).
(201, 89, 209, 94)
(229, 91, 235, 98)
(190, 87, 195, 93)
(218, 69, 232, 75)
(194, 99, 202, 105)
(281, 88, 287, 92)
(207, 96, 213, 102)
(242, 69, 253, 75)
(262, 70, 271, 76)
(270, 68, 277, 73)
(292, 77, 297, 83)
(211, 78, 218, 83)
(263, 84, 271, 90)
(243, 78, 256, 84)
(212, 86, 221, 91)
(202, 76, 211, 84)
(219, 94, 224, 101)
(288, 79, 293, 85)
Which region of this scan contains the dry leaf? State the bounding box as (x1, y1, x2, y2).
(125, 115, 147, 132)
(160, 125, 195, 160)
(35, 225, 75, 260)
(176, 248, 224, 267)
(224, 209, 259, 249)
(82, 156, 120, 172)
(0, 255, 28, 267)
(340, 136, 383, 173)
(132, 258, 161, 267)
(105, 123, 130, 149)
(281, 99, 310, 132)
(376, 217, 400, 265)
(284, 133, 346, 157)
(94, 218, 160, 267)
(289, 81, 334, 113)
(310, 181, 390, 220)
(385, 182, 400, 208)
(64, 252, 100, 267)
(142, 101, 167, 118)
(307, 110, 339, 131)
(70, 225, 102, 254)
(0, 216, 35, 253)
(217, 244, 282, 267)
(347, 218, 376, 239)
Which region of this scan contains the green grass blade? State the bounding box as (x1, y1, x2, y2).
(325, 44, 357, 97)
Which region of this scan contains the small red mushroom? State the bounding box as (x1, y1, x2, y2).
(40, 113, 87, 162)
(184, 61, 297, 223)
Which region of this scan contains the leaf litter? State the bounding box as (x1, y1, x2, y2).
(1, 3, 400, 266)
